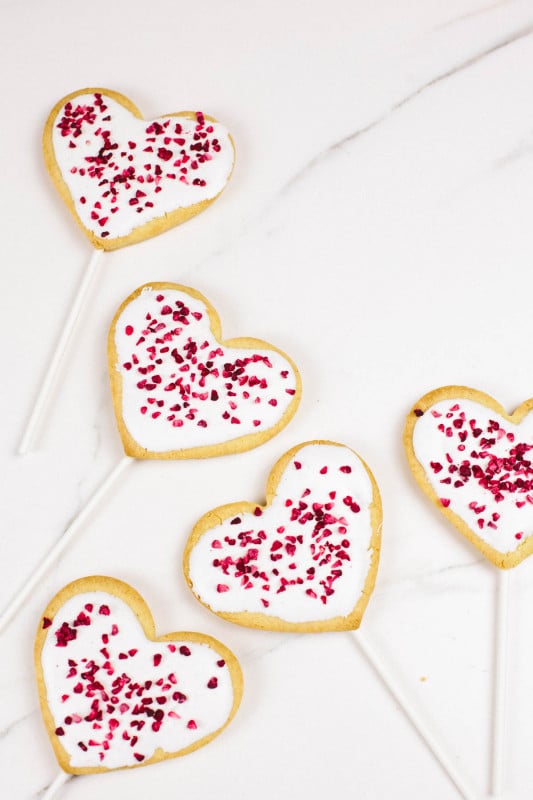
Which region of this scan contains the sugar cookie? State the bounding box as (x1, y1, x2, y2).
(404, 386, 533, 568)
(108, 283, 301, 459)
(34, 576, 243, 774)
(43, 89, 234, 250)
(183, 441, 382, 632)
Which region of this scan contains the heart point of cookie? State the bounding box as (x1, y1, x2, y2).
(183, 441, 382, 632)
(404, 385, 533, 569)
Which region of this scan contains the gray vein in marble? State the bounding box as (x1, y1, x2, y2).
(282, 22, 533, 194)
(0, 709, 36, 742)
(73, 367, 116, 512)
(180, 217, 285, 285)
(36, 775, 77, 799)
(240, 633, 298, 661)
(88, 369, 109, 466)
(374, 557, 485, 595)
(494, 130, 533, 168)
(433, 0, 514, 31)
(174, 20, 533, 293)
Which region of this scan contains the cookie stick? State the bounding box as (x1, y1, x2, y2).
(19, 249, 103, 455)
(403, 386, 533, 797)
(2, 283, 302, 635)
(0, 456, 133, 634)
(40, 771, 70, 800)
(491, 568, 510, 798)
(355, 631, 479, 799)
(18, 87, 235, 454)
(353, 632, 478, 800)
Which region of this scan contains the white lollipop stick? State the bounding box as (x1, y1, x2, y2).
(41, 771, 71, 800)
(354, 631, 479, 800)
(18, 249, 104, 455)
(0, 456, 132, 634)
(490, 569, 510, 797)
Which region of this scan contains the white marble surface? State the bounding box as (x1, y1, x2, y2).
(2, 1, 533, 798)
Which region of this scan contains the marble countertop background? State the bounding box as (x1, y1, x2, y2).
(2, 1, 533, 798)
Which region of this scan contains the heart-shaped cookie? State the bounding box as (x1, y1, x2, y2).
(108, 283, 301, 459)
(43, 88, 234, 250)
(404, 386, 533, 568)
(34, 577, 243, 774)
(183, 441, 382, 632)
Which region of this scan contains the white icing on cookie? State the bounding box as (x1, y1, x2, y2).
(412, 397, 533, 554)
(50, 91, 233, 241)
(112, 286, 298, 454)
(187, 444, 378, 623)
(40, 592, 235, 770)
